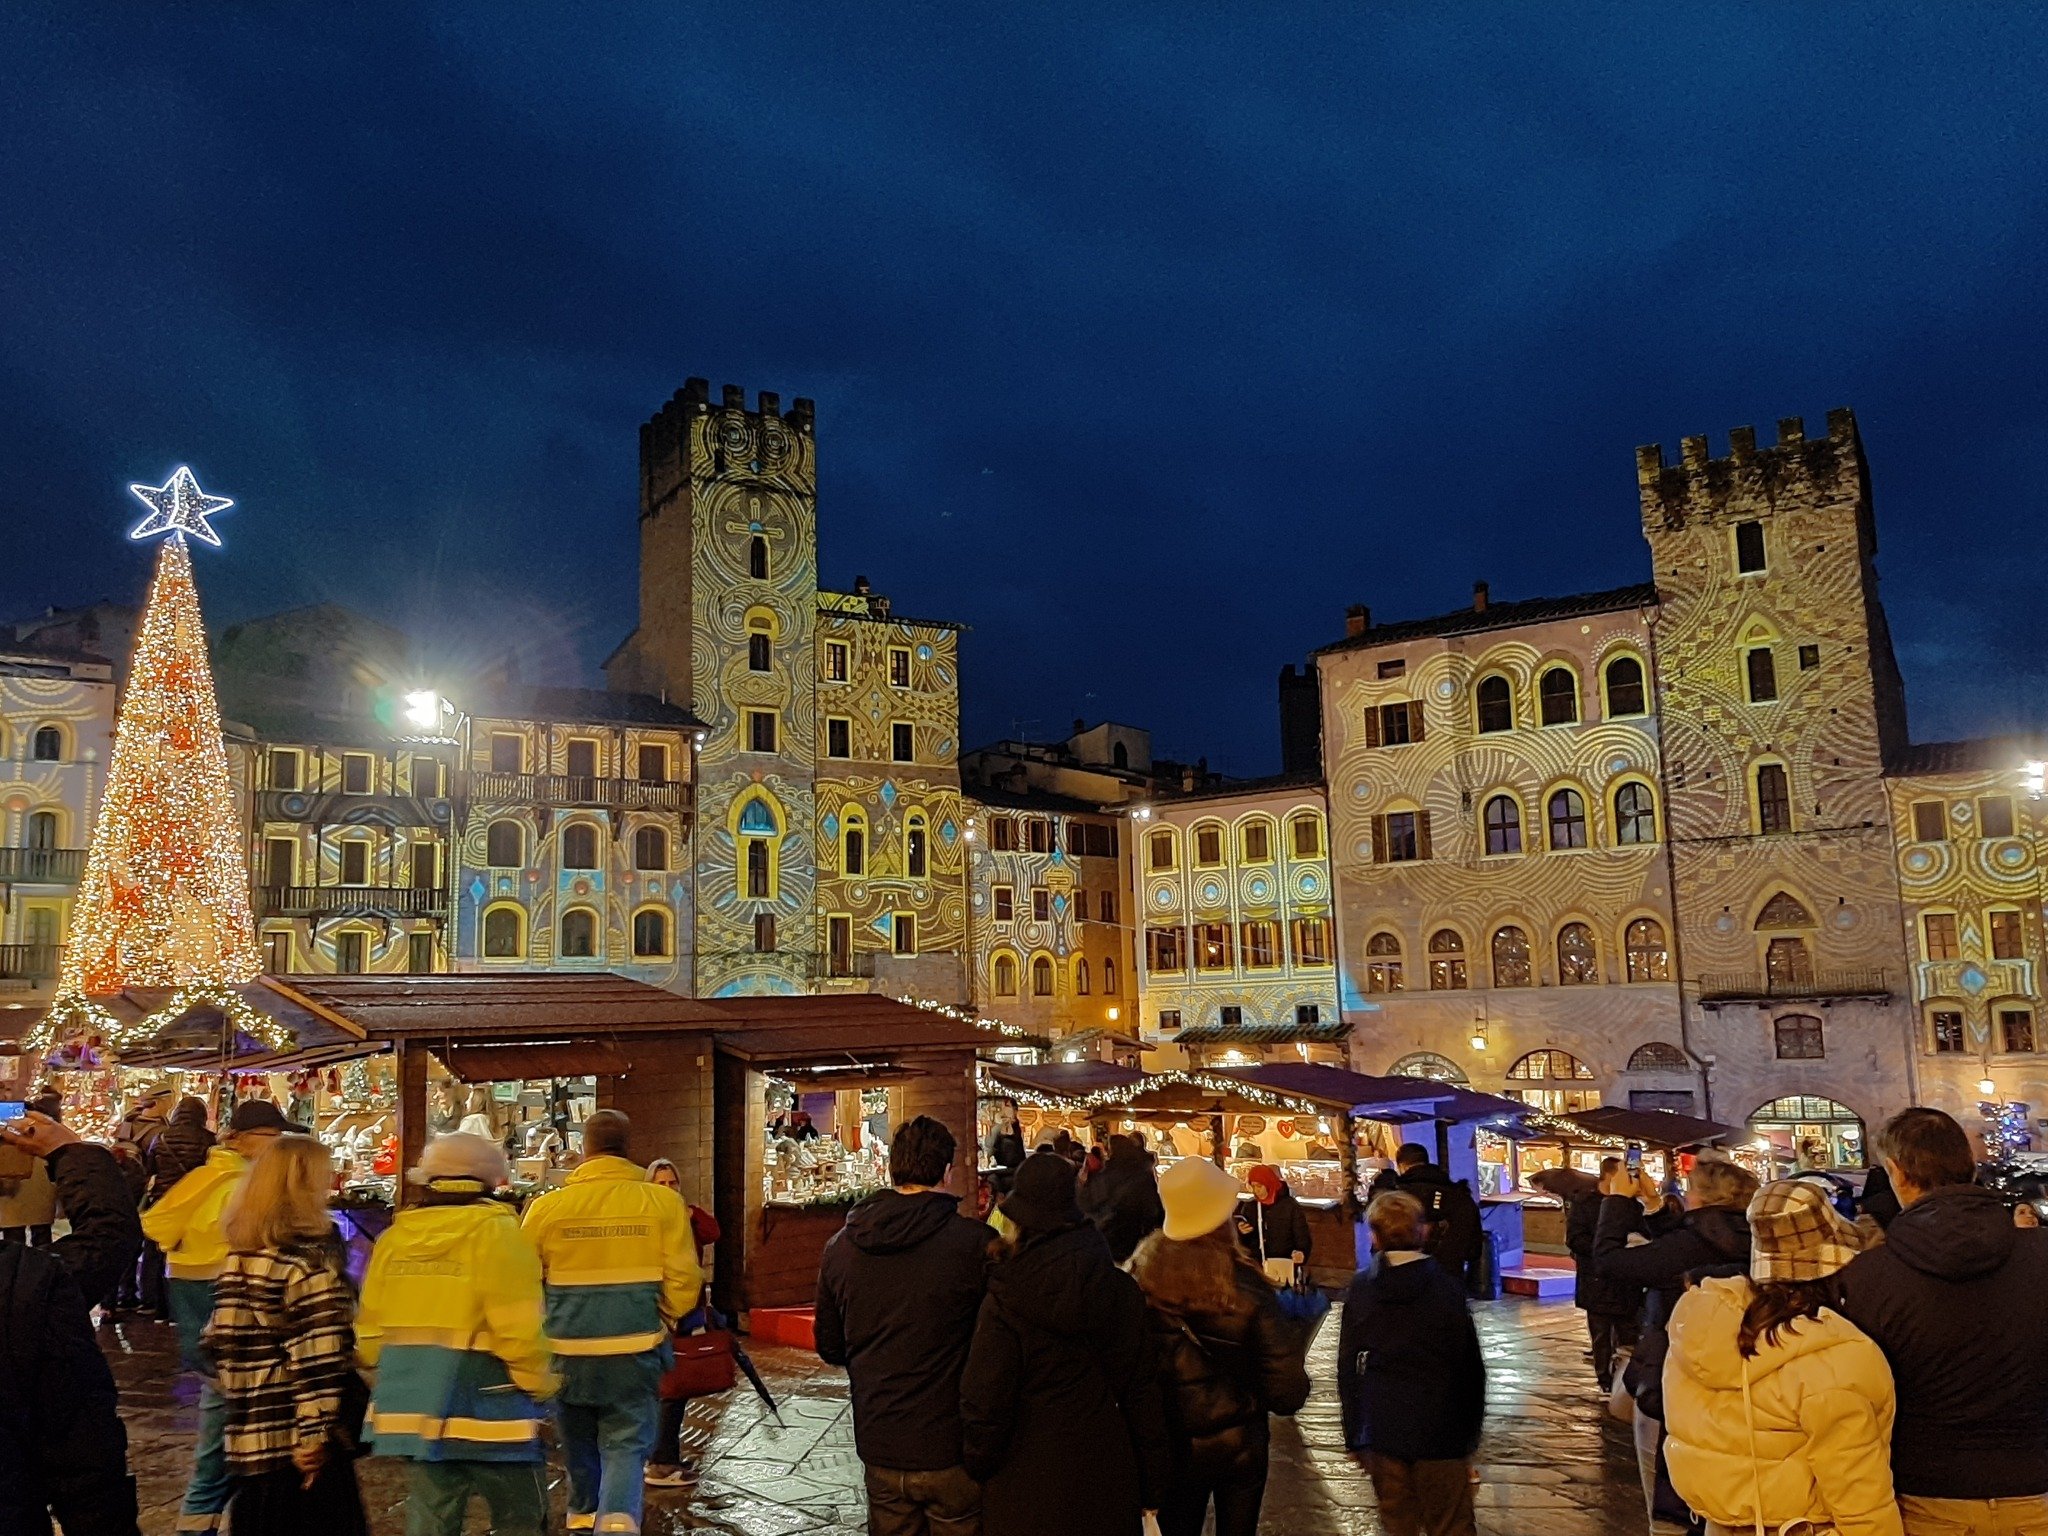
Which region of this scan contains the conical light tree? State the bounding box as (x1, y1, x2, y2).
(31, 469, 274, 1055)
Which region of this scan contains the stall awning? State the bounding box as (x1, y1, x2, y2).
(1553, 1105, 1746, 1149)
(286, 973, 731, 1041)
(1374, 1086, 1533, 1128)
(41, 978, 386, 1076)
(983, 1061, 1146, 1102)
(711, 995, 1024, 1065)
(439, 1038, 640, 1083)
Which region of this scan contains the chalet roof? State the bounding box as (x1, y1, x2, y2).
(282, 973, 728, 1039)
(1888, 735, 2048, 777)
(1312, 582, 1658, 655)
(1144, 771, 1325, 808)
(983, 1061, 1147, 1100)
(470, 686, 704, 729)
(964, 784, 1122, 817)
(707, 994, 1027, 1062)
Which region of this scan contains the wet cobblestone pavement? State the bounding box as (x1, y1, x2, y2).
(105, 1295, 1643, 1535)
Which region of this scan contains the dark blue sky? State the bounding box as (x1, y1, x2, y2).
(5, 6, 2046, 774)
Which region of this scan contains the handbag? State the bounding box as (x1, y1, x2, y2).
(1739, 1356, 1834, 1536)
(1605, 1348, 1636, 1425)
(661, 1327, 737, 1400)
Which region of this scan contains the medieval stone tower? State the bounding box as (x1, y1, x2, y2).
(609, 380, 821, 995)
(1638, 408, 1918, 1129)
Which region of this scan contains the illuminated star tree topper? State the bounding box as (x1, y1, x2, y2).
(129, 465, 234, 547)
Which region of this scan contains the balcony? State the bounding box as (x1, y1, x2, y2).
(1696, 968, 1892, 1003)
(257, 885, 449, 918)
(698, 950, 879, 980)
(0, 944, 59, 981)
(461, 772, 686, 812)
(0, 847, 85, 884)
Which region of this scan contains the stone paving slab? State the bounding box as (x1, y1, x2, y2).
(104, 1293, 1642, 1536)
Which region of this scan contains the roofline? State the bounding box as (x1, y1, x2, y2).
(1310, 582, 1659, 656)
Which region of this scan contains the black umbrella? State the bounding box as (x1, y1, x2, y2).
(708, 1306, 783, 1424)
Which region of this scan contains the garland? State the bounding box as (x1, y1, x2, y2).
(27, 986, 296, 1058)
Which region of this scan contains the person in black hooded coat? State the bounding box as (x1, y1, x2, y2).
(1082, 1135, 1166, 1263)
(962, 1152, 1170, 1536)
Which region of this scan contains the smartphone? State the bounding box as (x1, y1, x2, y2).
(1624, 1143, 1643, 1176)
(0, 1104, 30, 1178)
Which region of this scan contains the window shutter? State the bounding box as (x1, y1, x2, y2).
(1363, 708, 1382, 749)
(1371, 814, 1388, 864)
(1410, 702, 1426, 743)
(1417, 810, 1433, 860)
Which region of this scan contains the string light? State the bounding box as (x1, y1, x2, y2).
(979, 1065, 1330, 1117)
(900, 995, 1029, 1039)
(128, 466, 234, 547)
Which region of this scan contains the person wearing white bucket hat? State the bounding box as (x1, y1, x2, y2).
(1129, 1157, 1309, 1536)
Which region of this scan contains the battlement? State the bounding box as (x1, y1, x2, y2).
(639, 377, 817, 517)
(1637, 407, 1864, 530)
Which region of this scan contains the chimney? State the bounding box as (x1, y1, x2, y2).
(1182, 766, 1196, 792)
(853, 575, 871, 595)
(1345, 604, 1371, 637)
(1472, 581, 1489, 613)
(1072, 717, 1086, 735)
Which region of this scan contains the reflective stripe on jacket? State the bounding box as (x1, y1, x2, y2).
(358, 1196, 558, 1462)
(139, 1146, 246, 1281)
(521, 1157, 700, 1357)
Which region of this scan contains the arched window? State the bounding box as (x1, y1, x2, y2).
(1749, 1095, 1866, 1169)
(486, 820, 524, 869)
(482, 905, 523, 959)
(562, 823, 599, 870)
(905, 813, 928, 879)
(1193, 822, 1224, 866)
(633, 825, 668, 871)
(1491, 925, 1532, 987)
(1102, 957, 1116, 993)
(1547, 789, 1588, 850)
(1389, 1051, 1469, 1084)
(1605, 656, 1646, 717)
(1365, 931, 1403, 994)
(1240, 819, 1274, 863)
(1149, 830, 1177, 869)
(737, 796, 778, 899)
(26, 810, 58, 850)
(1032, 955, 1054, 996)
(1503, 1049, 1598, 1113)
(1538, 667, 1579, 726)
(31, 725, 61, 762)
(1483, 795, 1522, 856)
(1289, 814, 1322, 859)
(1613, 782, 1656, 844)
(1557, 922, 1598, 985)
(994, 954, 1018, 997)
(1627, 1041, 1689, 1072)
(747, 614, 772, 672)
(1113, 742, 1129, 768)
(1474, 675, 1512, 734)
(843, 809, 867, 877)
(748, 535, 769, 579)
(1076, 958, 1091, 995)
(1427, 929, 1467, 990)
(633, 908, 671, 958)
(559, 908, 598, 958)
(1625, 918, 1670, 982)
(1756, 763, 1793, 834)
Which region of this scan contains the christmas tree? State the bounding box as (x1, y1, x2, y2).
(30, 469, 271, 1055)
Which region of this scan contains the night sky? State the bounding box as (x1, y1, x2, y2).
(5, 7, 2046, 775)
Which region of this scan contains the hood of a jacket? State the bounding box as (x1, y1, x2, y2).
(203, 1145, 247, 1176)
(169, 1097, 209, 1127)
(1399, 1162, 1452, 1189)
(1107, 1141, 1151, 1169)
(1669, 1273, 1870, 1390)
(842, 1188, 965, 1255)
(388, 1198, 514, 1261)
(1366, 1252, 1443, 1302)
(1685, 1205, 1752, 1263)
(1881, 1184, 2015, 1281)
(989, 1222, 1120, 1337)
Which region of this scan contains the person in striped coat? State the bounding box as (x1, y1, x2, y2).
(356, 1133, 558, 1536)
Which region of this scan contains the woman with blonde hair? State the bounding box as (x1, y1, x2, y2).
(202, 1133, 366, 1535)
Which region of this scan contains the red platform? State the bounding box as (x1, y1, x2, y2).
(750, 1305, 817, 1349)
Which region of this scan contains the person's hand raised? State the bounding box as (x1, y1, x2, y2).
(0, 1110, 81, 1159)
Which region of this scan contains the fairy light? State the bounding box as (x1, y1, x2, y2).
(900, 995, 1029, 1039)
(127, 466, 234, 547)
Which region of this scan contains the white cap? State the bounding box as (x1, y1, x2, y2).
(407, 1131, 510, 1189)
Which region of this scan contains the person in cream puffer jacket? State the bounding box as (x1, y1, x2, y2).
(1663, 1179, 1903, 1536)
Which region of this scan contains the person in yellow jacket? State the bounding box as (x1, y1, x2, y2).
(1663, 1179, 1902, 1536)
(357, 1132, 558, 1536)
(139, 1098, 294, 1535)
(523, 1109, 699, 1535)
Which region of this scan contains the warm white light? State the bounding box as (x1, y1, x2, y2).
(1469, 1030, 1488, 1051)
(128, 466, 233, 547)
(1980, 1077, 1999, 1097)
(404, 690, 441, 729)
(2026, 762, 2046, 799)
(1106, 1006, 1120, 1021)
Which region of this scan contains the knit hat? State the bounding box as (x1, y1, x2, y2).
(408, 1131, 511, 1190)
(1160, 1156, 1244, 1240)
(1747, 1178, 1867, 1284)
(1001, 1149, 1085, 1232)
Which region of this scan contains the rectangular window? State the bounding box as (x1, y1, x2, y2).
(1195, 826, 1222, 865)
(1100, 891, 1117, 925)
(489, 733, 522, 774)
(1383, 811, 1419, 862)
(1219, 1005, 1243, 1027)
(1033, 890, 1051, 923)
(411, 755, 443, 797)
(888, 647, 912, 688)
(1980, 796, 2017, 838)
(1931, 1011, 1966, 1053)
(263, 930, 292, 975)
(1376, 658, 1406, 679)
(335, 931, 365, 975)
(1146, 927, 1185, 971)
(264, 837, 295, 888)
(1193, 922, 1232, 971)
(1924, 912, 1960, 961)
(828, 915, 852, 976)
(747, 711, 778, 754)
(1292, 816, 1320, 858)
(268, 749, 301, 790)
(1378, 701, 1415, 746)
(638, 744, 669, 785)
(1798, 644, 1820, 672)
(1242, 822, 1270, 862)
(993, 886, 1014, 923)
(407, 932, 434, 974)
(1735, 520, 1766, 574)
(566, 739, 598, 780)
(1158, 1008, 1182, 1033)
(826, 717, 852, 759)
(748, 632, 771, 672)
(1027, 819, 1051, 854)
(991, 817, 1016, 852)
(1292, 916, 1332, 966)
(1149, 830, 1175, 869)
(410, 844, 437, 889)
(755, 912, 778, 953)
(1757, 765, 1793, 835)
(1992, 909, 2024, 960)
(341, 753, 374, 794)
(1242, 920, 1279, 968)
(892, 912, 916, 956)
(891, 722, 914, 762)
(824, 641, 850, 683)
(1295, 1004, 1321, 1026)
(2003, 1009, 2037, 1054)
(1912, 800, 1946, 843)
(340, 840, 369, 886)
(1774, 1016, 1825, 1060)
(1746, 647, 1778, 704)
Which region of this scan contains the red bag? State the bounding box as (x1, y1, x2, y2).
(660, 1329, 736, 1400)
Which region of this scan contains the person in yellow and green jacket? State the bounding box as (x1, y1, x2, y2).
(523, 1109, 700, 1535)
(139, 1098, 293, 1535)
(357, 1132, 558, 1536)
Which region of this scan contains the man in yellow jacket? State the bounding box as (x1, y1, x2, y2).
(523, 1110, 699, 1534)
(139, 1098, 293, 1534)
(358, 1132, 558, 1536)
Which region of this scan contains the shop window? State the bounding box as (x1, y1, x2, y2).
(747, 711, 778, 754)
(638, 744, 669, 785)
(1605, 656, 1646, 718)
(2002, 1008, 2037, 1054)
(1483, 795, 1522, 856)
(560, 908, 598, 959)
(1364, 931, 1403, 993)
(407, 932, 433, 974)
(32, 725, 62, 762)
(1538, 667, 1579, 726)
(566, 739, 598, 781)
(1625, 918, 1670, 982)
(1746, 647, 1778, 704)
(1546, 789, 1588, 850)
(1614, 782, 1657, 844)
(634, 826, 668, 871)
(992, 817, 1015, 852)
(748, 535, 769, 579)
(1193, 922, 1232, 971)
(1032, 955, 1054, 995)
(1734, 520, 1766, 574)
(1923, 913, 1960, 962)
(1766, 936, 1813, 988)
(1290, 814, 1321, 858)
(1557, 923, 1598, 985)
(1491, 925, 1532, 987)
(342, 753, 374, 794)
(1075, 958, 1091, 994)
(1991, 909, 2024, 960)
(889, 647, 912, 688)
(1627, 1042, 1689, 1072)
(483, 906, 523, 959)
(269, 749, 301, 790)
(1291, 916, 1332, 967)
(1981, 796, 2017, 838)
(1912, 801, 1947, 843)
(1749, 1097, 1867, 1170)
(633, 908, 671, 958)
(487, 820, 524, 868)
(906, 815, 928, 878)
(1930, 1010, 1965, 1053)
(1242, 920, 1280, 970)
(1149, 830, 1175, 869)
(1756, 764, 1793, 834)
(1774, 1014, 1824, 1060)
(993, 885, 1014, 923)
(1158, 1009, 1182, 1033)
(755, 912, 778, 954)
(994, 953, 1018, 997)
(1195, 824, 1223, 865)
(824, 640, 849, 683)
(1503, 1049, 1597, 1114)
(1427, 929, 1467, 990)
(1147, 926, 1185, 971)
(490, 733, 523, 774)
(562, 823, 599, 871)
(340, 840, 370, 885)
(1474, 675, 1512, 734)
(335, 931, 366, 974)
(1241, 821, 1272, 863)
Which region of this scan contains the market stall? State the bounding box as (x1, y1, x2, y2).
(1506, 1103, 1749, 1251)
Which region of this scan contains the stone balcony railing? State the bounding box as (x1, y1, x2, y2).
(257, 885, 449, 918)
(0, 943, 59, 981)
(460, 772, 686, 812)
(1696, 968, 1891, 1002)
(0, 847, 86, 883)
